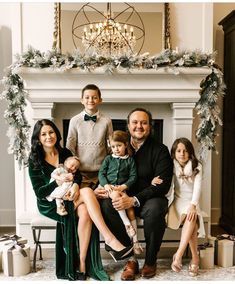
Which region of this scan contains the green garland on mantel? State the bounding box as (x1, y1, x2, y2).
(0, 47, 225, 168)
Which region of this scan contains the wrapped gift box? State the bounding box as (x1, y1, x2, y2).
(2, 241, 30, 276)
(0, 235, 27, 272)
(198, 243, 214, 269)
(209, 234, 235, 267)
(217, 239, 234, 268)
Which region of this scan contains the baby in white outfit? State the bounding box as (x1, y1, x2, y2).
(47, 156, 80, 216)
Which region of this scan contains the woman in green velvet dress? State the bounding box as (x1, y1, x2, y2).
(28, 119, 133, 281)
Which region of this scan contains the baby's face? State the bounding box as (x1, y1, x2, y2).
(65, 159, 80, 173)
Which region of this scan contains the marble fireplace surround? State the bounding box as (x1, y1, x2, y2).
(15, 67, 212, 243)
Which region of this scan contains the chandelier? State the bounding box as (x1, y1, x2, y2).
(72, 2, 145, 56)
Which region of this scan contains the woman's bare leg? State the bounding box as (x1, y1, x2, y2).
(189, 223, 199, 264)
(77, 203, 92, 273)
(76, 187, 126, 251)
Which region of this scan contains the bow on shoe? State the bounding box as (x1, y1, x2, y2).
(84, 114, 97, 122)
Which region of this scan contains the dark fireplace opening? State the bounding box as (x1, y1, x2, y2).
(63, 119, 163, 148)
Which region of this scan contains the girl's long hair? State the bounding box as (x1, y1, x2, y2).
(171, 137, 200, 175)
(28, 119, 62, 168)
(109, 130, 133, 156)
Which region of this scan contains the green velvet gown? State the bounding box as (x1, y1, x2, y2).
(28, 148, 109, 281)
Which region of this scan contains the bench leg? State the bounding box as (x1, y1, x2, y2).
(32, 227, 43, 272)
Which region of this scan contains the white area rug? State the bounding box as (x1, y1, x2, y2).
(0, 258, 235, 282)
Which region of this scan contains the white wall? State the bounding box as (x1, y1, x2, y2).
(0, 2, 54, 227)
(0, 3, 15, 226)
(170, 2, 213, 51)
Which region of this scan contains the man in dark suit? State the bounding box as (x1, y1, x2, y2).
(95, 108, 173, 280)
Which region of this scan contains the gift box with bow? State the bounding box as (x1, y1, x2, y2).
(198, 242, 214, 269)
(209, 234, 235, 267)
(0, 234, 27, 272)
(1, 236, 30, 276)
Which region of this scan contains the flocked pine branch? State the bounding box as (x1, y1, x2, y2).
(195, 67, 225, 160)
(0, 47, 225, 167)
(1, 69, 30, 169)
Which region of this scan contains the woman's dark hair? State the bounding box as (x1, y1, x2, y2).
(28, 119, 62, 168)
(171, 137, 200, 175)
(81, 84, 101, 98)
(109, 130, 133, 156)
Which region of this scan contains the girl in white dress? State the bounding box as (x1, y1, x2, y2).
(167, 138, 205, 276)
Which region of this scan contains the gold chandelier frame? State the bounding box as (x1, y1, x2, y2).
(53, 2, 171, 53)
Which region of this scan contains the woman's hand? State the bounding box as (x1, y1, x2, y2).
(72, 184, 80, 203)
(187, 204, 197, 221)
(57, 173, 73, 184)
(63, 173, 73, 182)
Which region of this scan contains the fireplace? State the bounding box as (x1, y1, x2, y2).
(15, 67, 212, 243)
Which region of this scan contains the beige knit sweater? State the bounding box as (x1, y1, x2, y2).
(66, 110, 113, 174)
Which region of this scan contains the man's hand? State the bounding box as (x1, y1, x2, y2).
(94, 187, 109, 199)
(112, 192, 134, 211)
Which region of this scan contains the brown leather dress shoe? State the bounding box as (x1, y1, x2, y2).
(141, 263, 157, 278)
(121, 260, 139, 281)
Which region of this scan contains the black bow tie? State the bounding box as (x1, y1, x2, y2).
(84, 114, 97, 122)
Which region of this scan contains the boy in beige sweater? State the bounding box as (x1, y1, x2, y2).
(66, 84, 113, 193)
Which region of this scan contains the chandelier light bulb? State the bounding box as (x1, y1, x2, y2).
(73, 2, 145, 56)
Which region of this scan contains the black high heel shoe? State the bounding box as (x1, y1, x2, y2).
(76, 271, 87, 280)
(105, 244, 133, 262)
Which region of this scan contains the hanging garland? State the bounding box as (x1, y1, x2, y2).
(0, 47, 225, 168)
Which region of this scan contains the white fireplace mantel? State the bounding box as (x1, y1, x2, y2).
(15, 66, 212, 243)
(19, 66, 211, 103)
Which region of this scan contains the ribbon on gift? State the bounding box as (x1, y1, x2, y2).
(198, 242, 213, 258)
(214, 234, 235, 265)
(5, 240, 27, 276)
(198, 242, 213, 251)
(0, 234, 22, 243)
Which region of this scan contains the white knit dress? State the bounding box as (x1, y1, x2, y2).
(167, 159, 205, 238)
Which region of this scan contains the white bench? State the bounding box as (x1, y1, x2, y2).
(30, 212, 209, 271)
(30, 215, 56, 272)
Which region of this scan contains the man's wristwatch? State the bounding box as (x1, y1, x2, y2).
(133, 196, 140, 207)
